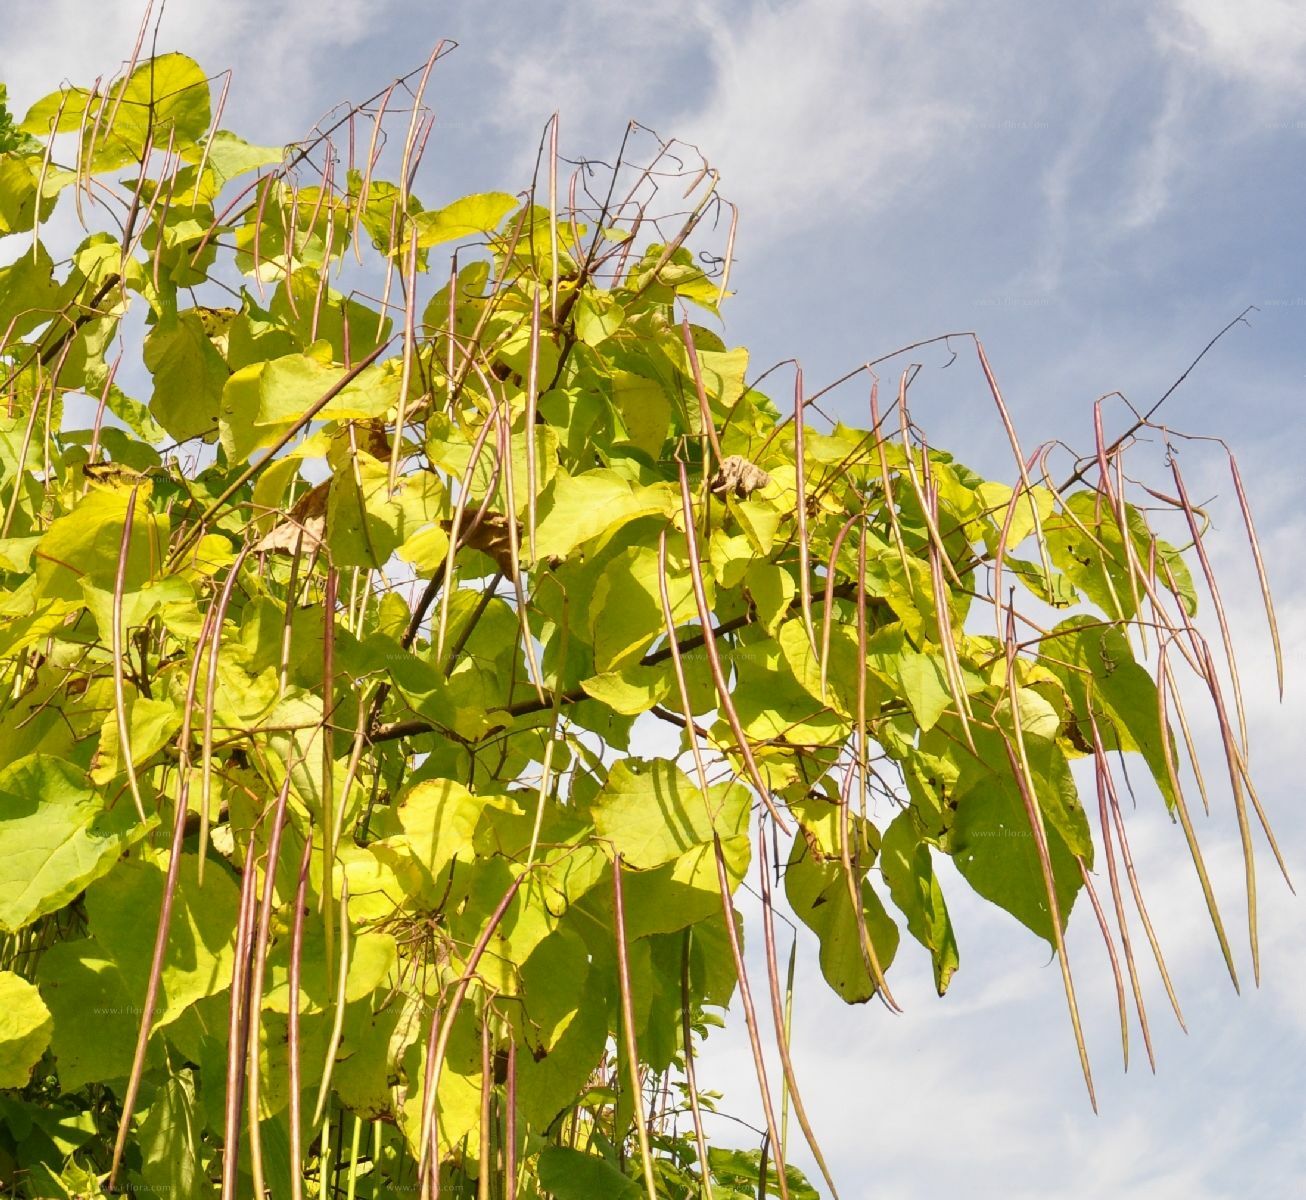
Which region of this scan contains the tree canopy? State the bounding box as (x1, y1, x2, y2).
(0, 41, 1287, 1200)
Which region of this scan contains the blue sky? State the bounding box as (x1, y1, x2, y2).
(4, 2, 1304, 1195)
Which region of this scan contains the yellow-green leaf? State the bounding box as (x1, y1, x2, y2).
(0, 970, 53, 1089)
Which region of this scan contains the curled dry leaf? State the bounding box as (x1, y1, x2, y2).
(442, 509, 519, 573)
(254, 479, 329, 554)
(710, 454, 770, 497)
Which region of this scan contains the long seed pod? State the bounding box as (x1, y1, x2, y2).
(345, 1114, 365, 1200)
(222, 835, 263, 1200)
(712, 835, 790, 1200)
(989, 444, 1041, 639)
(1227, 451, 1283, 697)
(853, 520, 871, 827)
(72, 77, 103, 229)
(1158, 640, 1213, 817)
(819, 514, 859, 702)
(308, 165, 338, 344)
(319, 1116, 335, 1200)
(657, 528, 712, 796)
(924, 474, 975, 751)
(1003, 609, 1095, 1109)
(869, 378, 915, 593)
(527, 596, 568, 869)
(1154, 557, 1253, 985)
(434, 400, 502, 662)
(779, 937, 797, 1154)
(1194, 636, 1260, 985)
(524, 285, 542, 564)
(351, 82, 396, 261)
(118, 121, 160, 263)
(107, 606, 218, 1190)
(247, 174, 276, 303)
(2, 341, 67, 538)
(567, 162, 590, 287)
(792, 366, 818, 650)
(756, 820, 841, 1198)
(548, 114, 560, 322)
(1090, 709, 1188, 1028)
(246, 769, 298, 1199)
(1230, 746, 1294, 892)
(676, 464, 791, 834)
(396, 41, 444, 220)
(478, 1009, 494, 1200)
(1112, 449, 1148, 657)
(416, 997, 443, 1199)
(612, 857, 659, 1200)
(835, 760, 899, 1011)
(188, 65, 231, 207)
(444, 249, 461, 403)
(1091, 401, 1144, 647)
(288, 829, 315, 1200)
(682, 312, 725, 469)
(147, 140, 186, 295)
(484, 379, 546, 703)
(1077, 857, 1130, 1070)
(1090, 737, 1156, 1070)
(311, 878, 352, 1127)
(895, 377, 962, 591)
(973, 337, 1053, 579)
(377, 197, 400, 326)
(717, 200, 738, 305)
(321, 566, 339, 984)
(505, 1036, 518, 1200)
(333, 689, 376, 852)
(111, 486, 147, 822)
(29, 89, 69, 259)
(201, 546, 252, 884)
(1170, 459, 1248, 757)
(417, 874, 525, 1176)
(388, 228, 421, 492)
(1002, 730, 1096, 1109)
(280, 182, 304, 319)
(680, 930, 714, 1200)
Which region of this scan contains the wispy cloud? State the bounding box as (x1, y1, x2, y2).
(679, 0, 976, 233)
(1, 0, 401, 138)
(1160, 0, 1306, 101)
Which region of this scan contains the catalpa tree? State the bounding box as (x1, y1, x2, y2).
(0, 35, 1289, 1200)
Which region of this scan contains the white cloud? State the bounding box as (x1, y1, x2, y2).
(2, 0, 400, 140)
(680, 0, 973, 232)
(1114, 70, 1191, 233)
(1160, 0, 1306, 100)
(1012, 0, 1306, 292)
(469, 0, 1006, 240)
(481, 0, 711, 137)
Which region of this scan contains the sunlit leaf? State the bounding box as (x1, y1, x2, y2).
(411, 192, 518, 248)
(591, 758, 749, 870)
(785, 836, 900, 1004)
(0, 971, 52, 1089)
(0, 755, 154, 933)
(86, 853, 241, 1029)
